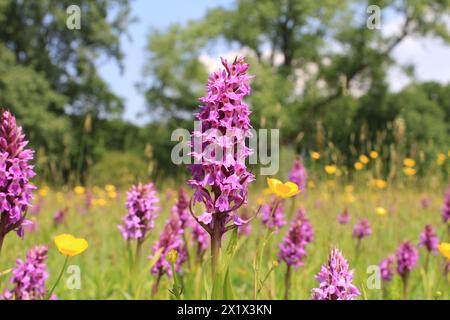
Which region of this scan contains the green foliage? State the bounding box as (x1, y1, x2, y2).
(0, 0, 132, 185)
(88, 151, 148, 187)
(142, 0, 450, 175)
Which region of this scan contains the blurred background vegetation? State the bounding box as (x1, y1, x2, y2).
(0, 0, 449, 187)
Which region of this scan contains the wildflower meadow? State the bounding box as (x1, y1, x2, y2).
(0, 0, 449, 303)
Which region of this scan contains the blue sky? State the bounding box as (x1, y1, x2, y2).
(99, 0, 234, 124)
(99, 0, 450, 124)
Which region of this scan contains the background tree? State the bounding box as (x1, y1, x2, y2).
(141, 0, 450, 173)
(0, 0, 132, 184)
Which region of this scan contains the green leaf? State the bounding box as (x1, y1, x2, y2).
(148, 248, 164, 270)
(223, 268, 235, 300)
(0, 268, 12, 277)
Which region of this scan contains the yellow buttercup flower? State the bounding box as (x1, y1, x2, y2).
(438, 243, 450, 260)
(166, 249, 178, 264)
(107, 191, 117, 199)
(403, 158, 416, 168)
(105, 184, 116, 193)
(267, 178, 301, 198)
(345, 194, 356, 204)
(375, 207, 387, 216)
(93, 198, 108, 207)
(359, 155, 370, 164)
(310, 151, 320, 160)
(256, 197, 265, 205)
(74, 186, 85, 195)
(437, 153, 446, 165)
(39, 185, 50, 197)
(373, 179, 387, 189)
(369, 151, 378, 159)
(54, 234, 88, 257)
(354, 162, 364, 170)
(403, 167, 416, 176)
(324, 165, 337, 175)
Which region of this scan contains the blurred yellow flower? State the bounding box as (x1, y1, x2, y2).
(267, 178, 301, 198)
(93, 198, 108, 207)
(354, 162, 364, 170)
(39, 185, 50, 197)
(369, 151, 378, 159)
(403, 167, 416, 176)
(310, 151, 320, 160)
(375, 207, 387, 216)
(403, 158, 416, 168)
(324, 165, 337, 175)
(438, 243, 450, 260)
(373, 179, 387, 189)
(376, 179, 387, 189)
(74, 186, 85, 195)
(105, 184, 116, 192)
(54, 234, 88, 257)
(166, 249, 178, 264)
(345, 194, 356, 204)
(107, 191, 117, 199)
(359, 155, 370, 164)
(437, 153, 446, 165)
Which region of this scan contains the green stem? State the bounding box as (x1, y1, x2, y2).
(46, 256, 69, 299)
(211, 227, 222, 282)
(402, 274, 409, 300)
(425, 252, 430, 272)
(135, 239, 144, 266)
(151, 271, 162, 298)
(0, 234, 4, 256)
(284, 265, 292, 300)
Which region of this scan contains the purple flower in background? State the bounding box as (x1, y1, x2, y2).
(295, 207, 314, 243)
(171, 187, 191, 230)
(192, 221, 209, 258)
(53, 207, 68, 226)
(0, 110, 36, 246)
(312, 247, 360, 300)
(261, 197, 286, 232)
(288, 157, 307, 192)
(353, 218, 372, 240)
(84, 190, 93, 211)
(26, 218, 38, 233)
(150, 215, 187, 277)
(379, 256, 395, 282)
(418, 224, 439, 254)
(420, 195, 431, 209)
(396, 241, 418, 277)
(118, 182, 159, 241)
(30, 196, 43, 216)
(187, 57, 255, 233)
(278, 208, 314, 268)
(238, 208, 252, 237)
(337, 208, 350, 225)
(2, 245, 54, 300)
(442, 186, 450, 223)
